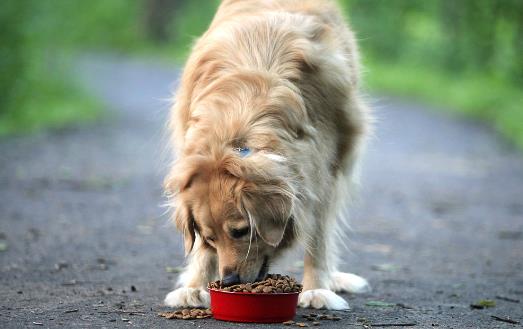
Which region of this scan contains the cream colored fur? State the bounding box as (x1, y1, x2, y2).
(164, 0, 371, 310)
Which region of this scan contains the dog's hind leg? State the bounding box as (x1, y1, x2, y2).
(164, 238, 217, 308)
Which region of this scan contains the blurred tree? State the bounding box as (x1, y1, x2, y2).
(0, 1, 30, 117)
(0, 0, 143, 135)
(510, 1, 523, 83)
(144, 0, 182, 43)
(342, 0, 523, 86)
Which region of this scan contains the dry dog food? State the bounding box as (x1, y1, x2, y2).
(208, 274, 302, 293)
(158, 308, 212, 320)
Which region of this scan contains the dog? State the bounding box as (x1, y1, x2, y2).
(163, 0, 371, 310)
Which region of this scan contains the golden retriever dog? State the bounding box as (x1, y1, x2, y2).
(164, 0, 371, 310)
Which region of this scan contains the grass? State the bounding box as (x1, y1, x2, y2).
(0, 75, 102, 138)
(364, 58, 523, 150)
(0, 0, 139, 139)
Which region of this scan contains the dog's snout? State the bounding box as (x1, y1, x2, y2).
(222, 270, 240, 287)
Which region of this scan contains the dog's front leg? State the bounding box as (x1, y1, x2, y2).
(299, 247, 352, 310)
(164, 239, 217, 308)
(298, 211, 370, 310)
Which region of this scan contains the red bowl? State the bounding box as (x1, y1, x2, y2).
(209, 288, 299, 323)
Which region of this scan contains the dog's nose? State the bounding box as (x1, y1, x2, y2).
(222, 272, 240, 287)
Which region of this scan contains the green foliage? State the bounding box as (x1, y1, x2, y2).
(169, 1, 221, 59)
(339, 0, 523, 150)
(341, 0, 523, 83)
(31, 0, 143, 51)
(366, 58, 523, 150)
(1, 1, 30, 120)
(0, 0, 143, 137)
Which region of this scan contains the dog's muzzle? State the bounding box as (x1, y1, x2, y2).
(222, 272, 241, 287)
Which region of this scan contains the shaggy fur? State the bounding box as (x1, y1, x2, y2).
(164, 0, 371, 310)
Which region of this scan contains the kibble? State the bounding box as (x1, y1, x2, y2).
(208, 274, 302, 294)
(158, 308, 212, 320)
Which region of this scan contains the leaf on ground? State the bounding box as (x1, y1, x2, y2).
(365, 301, 396, 307)
(470, 299, 496, 309)
(498, 231, 522, 240)
(0, 241, 8, 252)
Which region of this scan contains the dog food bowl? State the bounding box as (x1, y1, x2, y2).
(209, 288, 299, 323)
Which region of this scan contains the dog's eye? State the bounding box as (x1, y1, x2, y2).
(230, 227, 250, 239)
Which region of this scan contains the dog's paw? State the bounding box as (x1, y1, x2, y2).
(298, 289, 349, 310)
(330, 271, 371, 294)
(164, 287, 210, 308)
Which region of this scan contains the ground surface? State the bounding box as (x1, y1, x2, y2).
(1, 55, 522, 328)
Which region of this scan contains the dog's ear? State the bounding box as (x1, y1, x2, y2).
(174, 202, 196, 256)
(239, 183, 293, 247)
(164, 157, 204, 256)
(164, 165, 196, 196)
(164, 155, 207, 195)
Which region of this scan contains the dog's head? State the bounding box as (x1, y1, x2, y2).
(167, 152, 294, 284)
(166, 72, 307, 285)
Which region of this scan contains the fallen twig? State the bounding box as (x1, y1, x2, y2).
(490, 315, 520, 325)
(495, 295, 520, 303)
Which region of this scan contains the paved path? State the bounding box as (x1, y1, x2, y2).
(1, 55, 522, 328)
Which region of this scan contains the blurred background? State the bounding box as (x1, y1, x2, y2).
(1, 0, 522, 148)
(2, 2, 523, 327)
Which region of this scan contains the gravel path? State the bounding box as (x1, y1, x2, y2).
(1, 55, 522, 328)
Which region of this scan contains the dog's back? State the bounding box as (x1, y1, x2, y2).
(172, 0, 369, 166)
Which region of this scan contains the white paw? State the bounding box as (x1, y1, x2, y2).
(164, 287, 210, 308)
(330, 271, 371, 293)
(298, 289, 349, 310)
